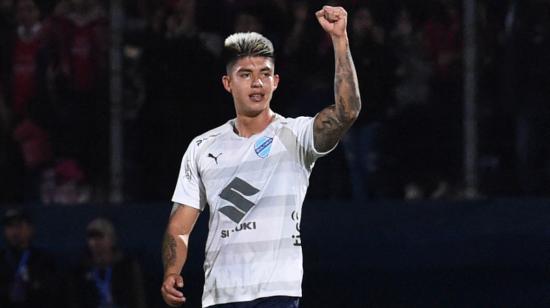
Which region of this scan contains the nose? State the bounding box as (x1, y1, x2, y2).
(251, 77, 263, 88)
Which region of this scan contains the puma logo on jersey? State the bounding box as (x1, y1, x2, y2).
(208, 153, 222, 164)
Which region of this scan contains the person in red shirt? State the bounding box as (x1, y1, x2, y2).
(48, 0, 109, 194)
(8, 0, 48, 119)
(5, 0, 55, 203)
(51, 0, 107, 93)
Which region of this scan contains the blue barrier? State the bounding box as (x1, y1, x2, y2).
(2, 199, 550, 307)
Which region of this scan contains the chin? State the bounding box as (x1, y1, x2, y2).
(240, 109, 263, 118)
(238, 103, 270, 117)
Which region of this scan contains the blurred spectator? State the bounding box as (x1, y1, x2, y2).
(423, 0, 461, 83)
(0, 0, 14, 17)
(4, 0, 55, 203)
(164, 0, 198, 38)
(474, 0, 511, 195)
(282, 0, 311, 64)
(0, 208, 61, 307)
(418, 0, 462, 198)
(7, 0, 47, 118)
(2, 0, 548, 201)
(227, 1, 293, 57)
(501, 0, 550, 196)
(0, 84, 25, 204)
(51, 0, 107, 93)
(385, 5, 434, 199)
(68, 217, 147, 308)
(38, 158, 90, 205)
(48, 0, 109, 199)
(280, 0, 324, 116)
(342, 6, 395, 200)
(390, 7, 432, 113)
(12, 118, 54, 201)
(0, 0, 16, 70)
(137, 0, 222, 200)
(233, 9, 264, 34)
(163, 0, 222, 55)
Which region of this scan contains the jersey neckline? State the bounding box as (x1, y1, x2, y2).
(227, 113, 282, 140)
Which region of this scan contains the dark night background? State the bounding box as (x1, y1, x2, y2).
(1, 0, 550, 307)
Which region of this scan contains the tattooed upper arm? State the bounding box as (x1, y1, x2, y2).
(313, 104, 350, 152)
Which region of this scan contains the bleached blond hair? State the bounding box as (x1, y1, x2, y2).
(222, 32, 274, 72)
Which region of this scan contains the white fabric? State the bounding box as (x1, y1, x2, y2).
(172, 115, 332, 307)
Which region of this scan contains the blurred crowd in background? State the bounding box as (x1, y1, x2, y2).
(0, 0, 549, 307)
(0, 0, 549, 206)
(0, 208, 148, 307)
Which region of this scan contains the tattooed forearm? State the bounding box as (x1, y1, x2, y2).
(314, 37, 361, 152)
(162, 233, 177, 270)
(335, 49, 361, 116)
(333, 40, 361, 126)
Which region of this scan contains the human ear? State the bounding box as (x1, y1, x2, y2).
(222, 75, 231, 93)
(273, 74, 280, 91)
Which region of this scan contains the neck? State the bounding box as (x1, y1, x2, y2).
(235, 109, 275, 138)
(9, 244, 29, 254)
(93, 250, 115, 267)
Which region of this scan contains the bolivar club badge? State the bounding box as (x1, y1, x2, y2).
(254, 136, 273, 158)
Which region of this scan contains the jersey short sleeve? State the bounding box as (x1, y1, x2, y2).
(292, 116, 337, 167)
(171, 139, 206, 211)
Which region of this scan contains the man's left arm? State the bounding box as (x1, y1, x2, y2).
(313, 6, 361, 152)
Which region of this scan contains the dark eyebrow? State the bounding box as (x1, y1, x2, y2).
(236, 67, 272, 73)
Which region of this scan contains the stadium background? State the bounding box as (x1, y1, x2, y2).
(1, 0, 549, 307)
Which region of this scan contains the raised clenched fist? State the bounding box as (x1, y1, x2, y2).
(315, 6, 348, 38)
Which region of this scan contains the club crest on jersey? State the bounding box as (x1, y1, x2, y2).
(254, 136, 273, 158)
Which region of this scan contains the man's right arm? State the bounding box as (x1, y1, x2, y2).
(161, 203, 201, 307)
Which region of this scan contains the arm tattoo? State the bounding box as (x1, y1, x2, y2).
(314, 40, 361, 152)
(162, 233, 177, 270)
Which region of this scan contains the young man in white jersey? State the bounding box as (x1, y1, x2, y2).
(161, 5, 361, 308)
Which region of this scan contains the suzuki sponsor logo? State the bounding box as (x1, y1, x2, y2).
(218, 177, 259, 223)
(220, 221, 257, 238)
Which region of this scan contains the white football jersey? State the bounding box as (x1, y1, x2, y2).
(172, 114, 333, 307)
